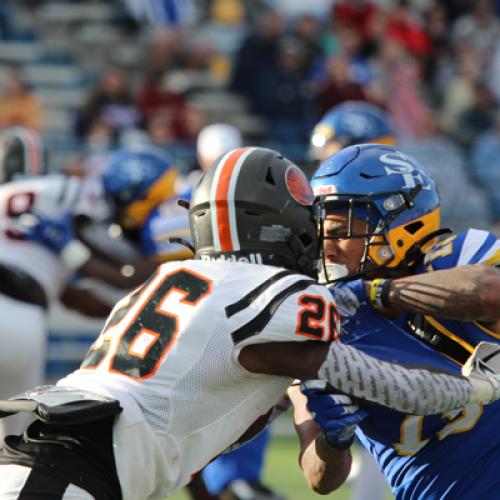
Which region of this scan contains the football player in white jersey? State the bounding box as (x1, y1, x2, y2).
(0, 147, 499, 499)
(0, 128, 118, 441)
(195, 124, 284, 500)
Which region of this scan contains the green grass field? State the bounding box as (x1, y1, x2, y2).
(169, 435, 391, 499)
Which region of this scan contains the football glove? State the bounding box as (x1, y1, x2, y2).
(463, 341, 500, 402)
(300, 380, 367, 449)
(328, 279, 370, 318)
(18, 211, 91, 272)
(19, 211, 74, 254)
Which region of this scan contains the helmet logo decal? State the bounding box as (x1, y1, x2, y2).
(380, 153, 431, 190)
(210, 147, 256, 252)
(260, 225, 291, 242)
(285, 165, 314, 206)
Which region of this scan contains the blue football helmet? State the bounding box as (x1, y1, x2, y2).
(310, 101, 396, 162)
(312, 144, 447, 282)
(102, 145, 178, 230)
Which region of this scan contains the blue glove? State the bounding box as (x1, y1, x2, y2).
(20, 212, 75, 254)
(328, 279, 370, 319)
(301, 380, 367, 449)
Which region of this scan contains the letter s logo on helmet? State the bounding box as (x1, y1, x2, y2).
(311, 144, 448, 281)
(189, 147, 319, 277)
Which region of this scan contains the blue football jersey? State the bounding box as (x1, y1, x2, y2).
(341, 229, 500, 500)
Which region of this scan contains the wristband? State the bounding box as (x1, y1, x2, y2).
(320, 430, 354, 451)
(369, 278, 392, 309)
(60, 240, 92, 272)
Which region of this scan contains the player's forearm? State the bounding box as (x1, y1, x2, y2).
(301, 434, 352, 494)
(288, 386, 351, 494)
(381, 264, 500, 322)
(240, 342, 493, 414)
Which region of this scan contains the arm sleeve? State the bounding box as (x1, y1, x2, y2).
(318, 341, 491, 415)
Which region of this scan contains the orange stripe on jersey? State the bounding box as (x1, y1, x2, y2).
(214, 147, 246, 251)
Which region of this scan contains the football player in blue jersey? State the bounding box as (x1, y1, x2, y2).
(309, 101, 397, 500)
(20, 144, 195, 319)
(289, 143, 500, 500)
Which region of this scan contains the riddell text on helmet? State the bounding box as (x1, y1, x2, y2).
(200, 253, 264, 264)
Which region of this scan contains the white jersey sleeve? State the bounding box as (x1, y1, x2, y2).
(227, 272, 337, 352)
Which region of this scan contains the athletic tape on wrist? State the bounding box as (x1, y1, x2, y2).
(320, 430, 354, 451)
(369, 278, 392, 309)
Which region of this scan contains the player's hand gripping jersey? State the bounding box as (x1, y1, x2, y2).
(341, 229, 500, 500)
(59, 260, 337, 498)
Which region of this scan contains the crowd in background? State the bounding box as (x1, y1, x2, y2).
(0, 0, 500, 230)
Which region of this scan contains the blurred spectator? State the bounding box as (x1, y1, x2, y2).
(181, 103, 206, 142)
(455, 82, 497, 149)
(230, 10, 285, 109)
(332, 0, 380, 48)
(292, 14, 322, 75)
(145, 112, 176, 149)
(384, 0, 431, 58)
(470, 111, 500, 219)
(75, 67, 141, 140)
(0, 3, 13, 40)
(136, 71, 188, 139)
(439, 44, 481, 135)
(375, 39, 434, 139)
(317, 52, 368, 115)
(422, 3, 451, 100)
(255, 37, 315, 147)
(425, 3, 449, 52)
(487, 39, 500, 102)
(337, 25, 374, 85)
(143, 30, 184, 75)
(452, 0, 500, 60)
(0, 68, 43, 131)
(84, 119, 116, 155)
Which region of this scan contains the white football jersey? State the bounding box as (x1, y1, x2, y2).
(59, 260, 337, 499)
(0, 175, 108, 300)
